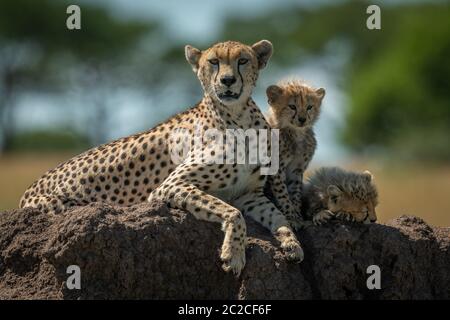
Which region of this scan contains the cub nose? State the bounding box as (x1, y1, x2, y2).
(370, 218, 377, 223)
(220, 76, 236, 87)
(298, 117, 306, 125)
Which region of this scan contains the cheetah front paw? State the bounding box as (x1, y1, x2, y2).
(281, 238, 304, 263)
(220, 242, 246, 276)
(313, 210, 334, 225)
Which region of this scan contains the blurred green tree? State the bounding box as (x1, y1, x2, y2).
(8, 129, 91, 152)
(220, 1, 450, 162)
(344, 7, 450, 162)
(0, 0, 154, 151)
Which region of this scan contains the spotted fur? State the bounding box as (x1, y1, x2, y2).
(264, 79, 325, 229)
(20, 40, 303, 276)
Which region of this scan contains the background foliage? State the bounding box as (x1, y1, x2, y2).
(0, 0, 449, 224)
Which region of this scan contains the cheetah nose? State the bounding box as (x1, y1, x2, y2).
(220, 76, 236, 87)
(370, 218, 377, 223)
(298, 117, 306, 125)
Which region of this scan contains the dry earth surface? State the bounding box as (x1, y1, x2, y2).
(0, 201, 449, 299)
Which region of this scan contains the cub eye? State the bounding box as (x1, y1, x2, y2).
(306, 105, 313, 111)
(238, 58, 248, 65)
(208, 59, 219, 65)
(288, 104, 296, 110)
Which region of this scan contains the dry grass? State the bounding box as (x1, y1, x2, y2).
(0, 152, 75, 211)
(370, 166, 450, 227)
(1, 153, 449, 227)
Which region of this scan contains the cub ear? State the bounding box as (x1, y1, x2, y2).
(251, 40, 273, 70)
(185, 45, 202, 73)
(327, 185, 342, 198)
(316, 88, 326, 100)
(266, 85, 283, 104)
(363, 170, 374, 182)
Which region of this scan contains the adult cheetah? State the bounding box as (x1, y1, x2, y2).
(20, 40, 303, 275)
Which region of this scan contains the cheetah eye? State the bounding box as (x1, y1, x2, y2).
(307, 105, 313, 111)
(288, 104, 296, 111)
(238, 58, 248, 65)
(208, 59, 219, 66)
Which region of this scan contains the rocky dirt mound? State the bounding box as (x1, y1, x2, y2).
(0, 202, 449, 299)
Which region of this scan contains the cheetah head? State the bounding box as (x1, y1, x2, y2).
(326, 170, 378, 224)
(185, 40, 273, 106)
(266, 80, 325, 129)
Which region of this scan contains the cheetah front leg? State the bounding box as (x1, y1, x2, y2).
(268, 172, 304, 230)
(148, 175, 247, 276)
(286, 169, 303, 212)
(233, 190, 304, 263)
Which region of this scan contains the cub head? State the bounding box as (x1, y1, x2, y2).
(266, 80, 325, 129)
(185, 40, 273, 106)
(326, 170, 378, 224)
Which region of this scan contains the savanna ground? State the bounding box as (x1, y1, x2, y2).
(0, 153, 449, 227)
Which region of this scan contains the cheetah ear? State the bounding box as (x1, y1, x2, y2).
(185, 45, 202, 73)
(251, 40, 273, 70)
(327, 185, 342, 198)
(363, 170, 374, 182)
(316, 88, 326, 100)
(266, 85, 283, 104)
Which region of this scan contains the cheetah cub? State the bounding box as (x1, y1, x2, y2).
(302, 167, 378, 225)
(265, 79, 325, 228)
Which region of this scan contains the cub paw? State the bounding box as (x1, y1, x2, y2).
(313, 210, 334, 225)
(336, 212, 355, 222)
